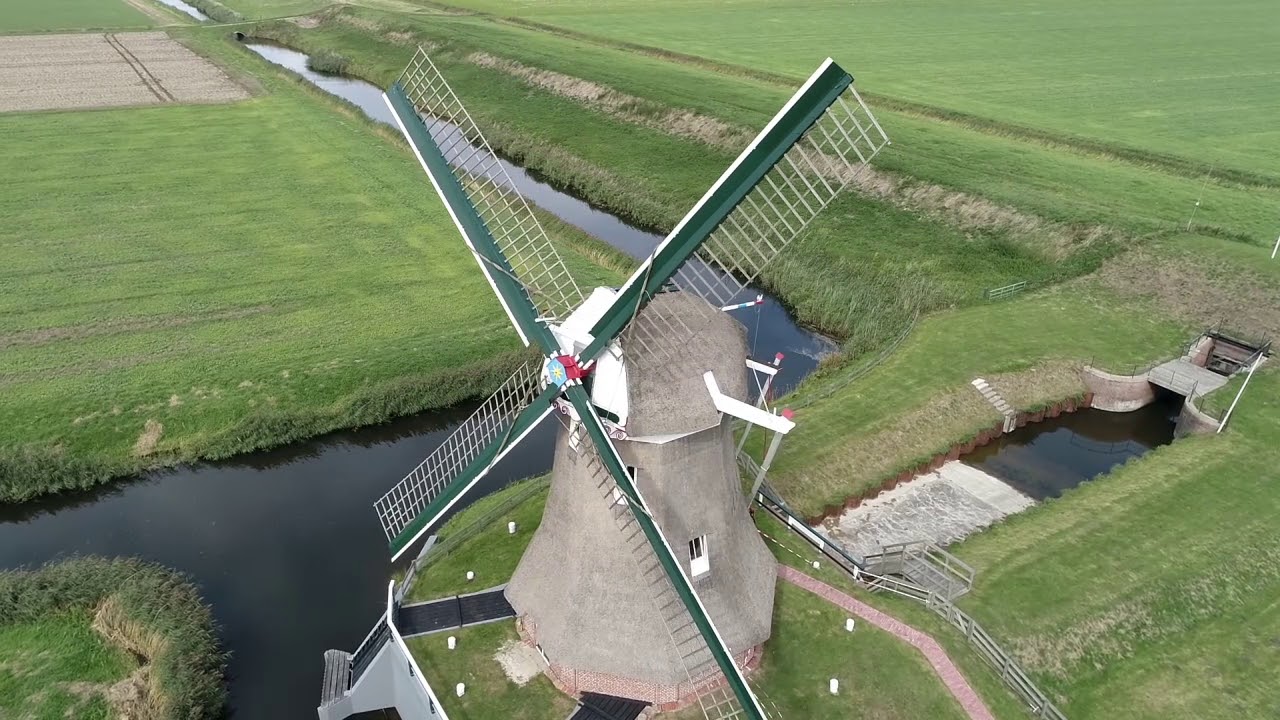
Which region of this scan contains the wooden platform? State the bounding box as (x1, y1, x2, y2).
(1147, 359, 1228, 397)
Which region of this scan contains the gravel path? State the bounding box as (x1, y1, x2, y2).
(0, 32, 247, 113)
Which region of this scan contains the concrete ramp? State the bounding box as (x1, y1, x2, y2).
(824, 461, 1034, 558)
(1147, 359, 1228, 397)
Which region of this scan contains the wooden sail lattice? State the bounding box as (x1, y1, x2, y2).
(397, 48, 584, 323)
(621, 84, 888, 373)
(374, 359, 545, 549)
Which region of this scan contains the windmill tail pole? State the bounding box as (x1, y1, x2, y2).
(748, 409, 795, 500)
(739, 353, 785, 454)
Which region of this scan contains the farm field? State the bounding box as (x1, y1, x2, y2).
(427, 0, 1280, 181)
(0, 29, 619, 501)
(0, 0, 153, 33)
(0, 32, 247, 113)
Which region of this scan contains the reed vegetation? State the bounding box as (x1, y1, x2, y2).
(0, 557, 225, 719)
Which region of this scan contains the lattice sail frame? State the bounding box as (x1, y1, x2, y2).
(374, 359, 546, 548)
(619, 80, 889, 372)
(397, 48, 584, 322)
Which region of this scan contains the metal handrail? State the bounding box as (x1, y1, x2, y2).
(753, 485, 1067, 719)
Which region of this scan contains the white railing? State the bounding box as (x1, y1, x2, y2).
(386, 580, 451, 720)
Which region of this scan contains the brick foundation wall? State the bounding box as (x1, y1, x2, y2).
(1081, 366, 1156, 412)
(516, 616, 762, 711)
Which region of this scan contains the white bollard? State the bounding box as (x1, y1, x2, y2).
(812, 561, 820, 570)
(508, 521, 517, 534)
(447, 636, 456, 650)
(845, 618, 855, 632)
(466, 570, 475, 582)
(829, 678, 839, 695)
(456, 683, 465, 697)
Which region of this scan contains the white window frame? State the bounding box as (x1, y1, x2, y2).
(689, 535, 710, 577)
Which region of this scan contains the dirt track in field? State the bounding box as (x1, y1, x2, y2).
(0, 32, 247, 113)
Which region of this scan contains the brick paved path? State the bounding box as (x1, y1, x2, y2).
(778, 565, 996, 720)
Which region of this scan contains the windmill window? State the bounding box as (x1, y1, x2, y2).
(689, 535, 710, 577)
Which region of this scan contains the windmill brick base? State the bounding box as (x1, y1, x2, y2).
(517, 616, 764, 712)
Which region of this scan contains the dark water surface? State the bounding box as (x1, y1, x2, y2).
(243, 42, 837, 395)
(963, 398, 1179, 500)
(0, 412, 554, 719)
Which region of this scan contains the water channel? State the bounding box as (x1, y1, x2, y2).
(0, 42, 835, 719)
(963, 395, 1180, 500)
(153, 0, 211, 22)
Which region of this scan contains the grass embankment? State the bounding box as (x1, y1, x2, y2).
(0, 557, 225, 720)
(429, 0, 1280, 184)
(245, 5, 1279, 344)
(403, 479, 985, 718)
(0, 0, 153, 32)
(765, 282, 1191, 516)
(246, 4, 1280, 239)
(403, 476, 551, 603)
(0, 29, 619, 502)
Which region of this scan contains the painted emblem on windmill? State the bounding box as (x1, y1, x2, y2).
(546, 357, 568, 387)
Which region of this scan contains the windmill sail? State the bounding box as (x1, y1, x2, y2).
(375, 360, 556, 558)
(386, 47, 585, 334)
(579, 58, 888, 366)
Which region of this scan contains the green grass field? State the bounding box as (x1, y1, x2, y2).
(0, 614, 131, 719)
(0, 30, 623, 501)
(0, 0, 152, 32)
(430, 0, 1280, 182)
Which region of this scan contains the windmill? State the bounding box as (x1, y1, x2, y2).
(374, 48, 888, 718)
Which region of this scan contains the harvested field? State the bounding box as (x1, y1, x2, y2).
(0, 32, 246, 113)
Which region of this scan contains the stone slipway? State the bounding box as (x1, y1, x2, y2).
(821, 461, 1033, 558)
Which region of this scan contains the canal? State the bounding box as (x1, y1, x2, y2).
(963, 395, 1180, 500)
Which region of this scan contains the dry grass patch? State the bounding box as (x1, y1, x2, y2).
(1094, 247, 1280, 339)
(469, 51, 754, 149)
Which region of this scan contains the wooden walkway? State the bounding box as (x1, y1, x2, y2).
(777, 566, 996, 720)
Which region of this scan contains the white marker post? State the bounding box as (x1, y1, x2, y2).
(1271, 233, 1279, 260)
